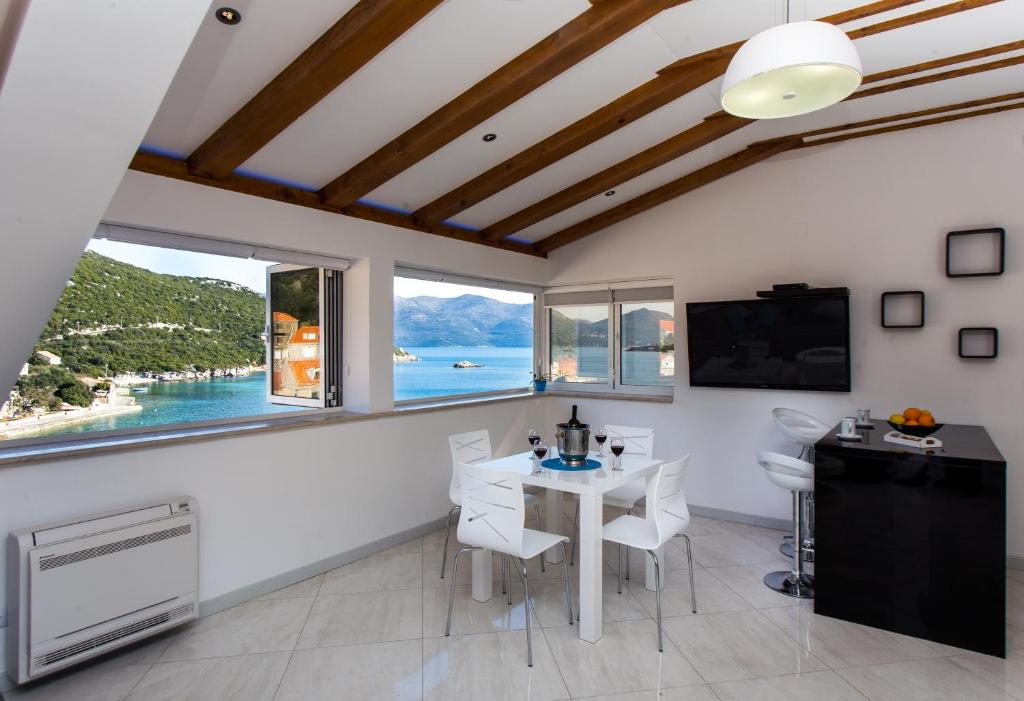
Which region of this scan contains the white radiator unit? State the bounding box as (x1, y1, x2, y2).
(6, 496, 198, 684)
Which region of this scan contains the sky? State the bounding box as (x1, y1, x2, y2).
(87, 240, 532, 304)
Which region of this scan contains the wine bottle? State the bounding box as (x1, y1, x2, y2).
(567, 404, 581, 428)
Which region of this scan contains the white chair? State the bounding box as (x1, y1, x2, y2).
(441, 430, 541, 579)
(602, 456, 695, 652)
(445, 463, 573, 667)
(757, 451, 814, 599)
(570, 425, 655, 575)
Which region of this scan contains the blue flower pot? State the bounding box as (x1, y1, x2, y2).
(533, 380, 547, 393)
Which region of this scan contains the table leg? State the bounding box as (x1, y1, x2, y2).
(545, 490, 564, 565)
(645, 544, 666, 592)
(472, 548, 493, 603)
(578, 492, 603, 642)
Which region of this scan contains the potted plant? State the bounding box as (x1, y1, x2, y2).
(532, 372, 551, 393)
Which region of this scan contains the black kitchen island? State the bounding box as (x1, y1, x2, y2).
(814, 420, 1006, 657)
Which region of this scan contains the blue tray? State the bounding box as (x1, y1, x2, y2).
(541, 457, 603, 471)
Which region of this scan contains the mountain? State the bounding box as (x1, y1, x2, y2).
(394, 294, 532, 347)
(550, 307, 672, 349)
(36, 251, 266, 375)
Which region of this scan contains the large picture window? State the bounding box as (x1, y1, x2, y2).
(545, 285, 674, 396)
(393, 270, 537, 402)
(0, 230, 345, 441)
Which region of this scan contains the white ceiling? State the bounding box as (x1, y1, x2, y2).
(144, 0, 1024, 243)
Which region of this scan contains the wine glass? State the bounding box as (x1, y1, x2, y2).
(528, 428, 541, 449)
(610, 438, 625, 471)
(532, 441, 548, 475)
(594, 426, 608, 457)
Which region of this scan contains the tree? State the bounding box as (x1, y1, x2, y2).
(56, 380, 92, 407)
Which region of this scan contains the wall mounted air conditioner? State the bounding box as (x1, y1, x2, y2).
(6, 496, 198, 684)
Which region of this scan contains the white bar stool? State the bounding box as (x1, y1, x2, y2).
(771, 408, 827, 562)
(757, 451, 814, 599)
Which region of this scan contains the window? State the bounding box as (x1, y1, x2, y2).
(393, 269, 538, 402)
(549, 305, 609, 384)
(545, 285, 674, 396)
(619, 301, 674, 387)
(0, 228, 346, 441)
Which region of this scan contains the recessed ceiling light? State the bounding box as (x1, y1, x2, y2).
(604, 190, 616, 197)
(482, 133, 497, 142)
(215, 7, 241, 25)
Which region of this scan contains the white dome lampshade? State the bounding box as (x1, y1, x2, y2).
(721, 21, 862, 119)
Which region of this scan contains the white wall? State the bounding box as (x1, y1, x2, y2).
(547, 109, 1024, 555)
(0, 0, 210, 400)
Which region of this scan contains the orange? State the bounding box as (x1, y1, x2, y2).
(919, 414, 935, 427)
(905, 420, 920, 426)
(903, 408, 922, 421)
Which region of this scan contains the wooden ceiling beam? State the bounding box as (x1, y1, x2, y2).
(187, 0, 443, 180)
(129, 151, 543, 257)
(413, 0, 993, 227)
(789, 90, 1024, 140)
(480, 113, 751, 241)
(845, 0, 1002, 40)
(318, 0, 689, 209)
(795, 99, 1024, 148)
(852, 52, 1024, 100)
(862, 39, 1024, 84)
(532, 140, 800, 254)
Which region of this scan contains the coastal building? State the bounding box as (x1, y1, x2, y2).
(272, 323, 321, 397)
(34, 350, 61, 365)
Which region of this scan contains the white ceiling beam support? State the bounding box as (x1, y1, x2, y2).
(0, 0, 210, 397)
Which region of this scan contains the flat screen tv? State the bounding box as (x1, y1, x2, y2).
(686, 295, 850, 392)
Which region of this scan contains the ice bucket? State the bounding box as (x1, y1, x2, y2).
(555, 422, 590, 466)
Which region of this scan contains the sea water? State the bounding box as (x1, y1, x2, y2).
(394, 347, 533, 401)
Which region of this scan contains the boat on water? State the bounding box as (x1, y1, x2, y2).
(130, 386, 149, 393)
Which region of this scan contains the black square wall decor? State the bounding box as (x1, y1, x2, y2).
(881, 291, 925, 328)
(946, 228, 1005, 278)
(959, 327, 998, 359)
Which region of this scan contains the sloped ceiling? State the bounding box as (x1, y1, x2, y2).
(141, 0, 1024, 250)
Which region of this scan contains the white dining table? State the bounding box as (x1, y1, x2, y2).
(471, 451, 664, 643)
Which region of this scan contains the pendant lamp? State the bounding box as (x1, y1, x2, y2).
(721, 20, 862, 119)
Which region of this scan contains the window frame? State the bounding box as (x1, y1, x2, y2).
(392, 267, 542, 404)
(266, 263, 327, 408)
(543, 285, 675, 398)
(0, 227, 353, 448)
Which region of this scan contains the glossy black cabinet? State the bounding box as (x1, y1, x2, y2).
(815, 421, 1006, 657)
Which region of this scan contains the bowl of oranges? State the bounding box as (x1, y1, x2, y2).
(888, 408, 942, 437)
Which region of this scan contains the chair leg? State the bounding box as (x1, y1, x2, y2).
(559, 542, 574, 625)
(625, 508, 632, 580)
(570, 499, 579, 566)
(521, 558, 533, 667)
(617, 543, 624, 594)
(648, 549, 663, 652)
(440, 505, 459, 579)
(506, 555, 513, 605)
(679, 533, 697, 614)
(446, 547, 476, 636)
(501, 554, 507, 597)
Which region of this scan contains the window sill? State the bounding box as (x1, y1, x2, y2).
(538, 389, 674, 403)
(0, 392, 537, 467)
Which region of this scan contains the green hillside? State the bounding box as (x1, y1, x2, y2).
(36, 251, 266, 375)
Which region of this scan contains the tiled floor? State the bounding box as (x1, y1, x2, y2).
(3, 508, 1023, 701)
